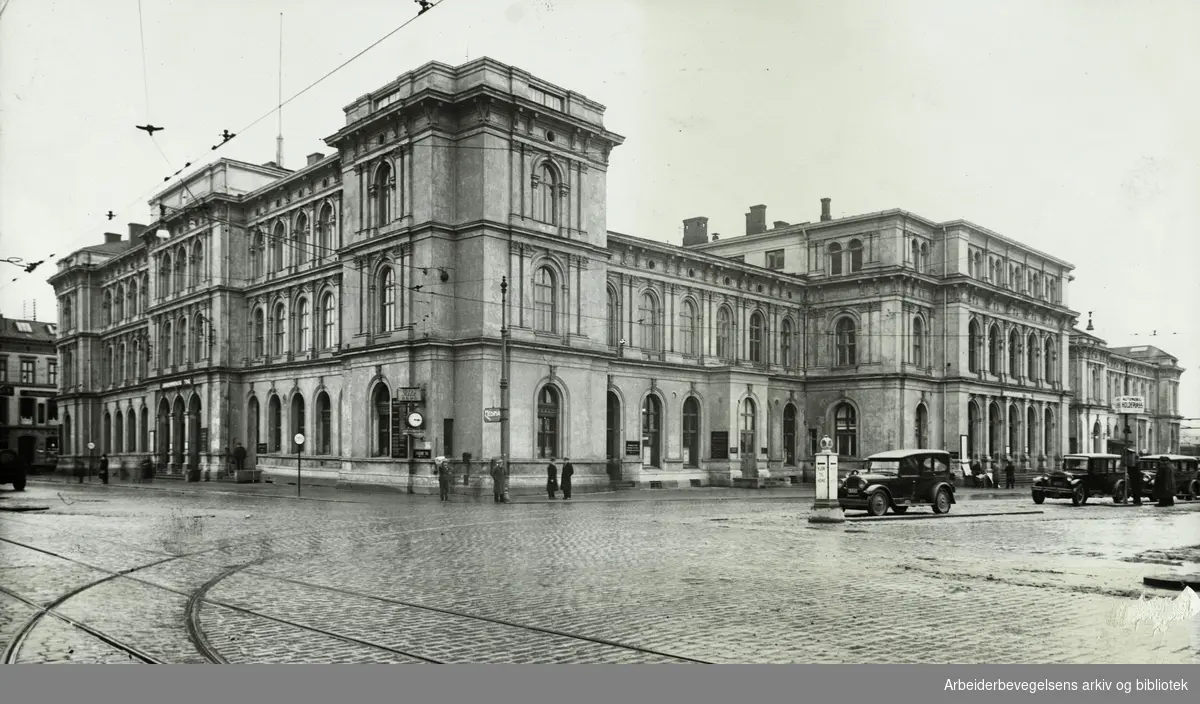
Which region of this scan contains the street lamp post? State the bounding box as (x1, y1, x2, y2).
(293, 433, 304, 497)
(499, 276, 511, 502)
(87, 441, 95, 484)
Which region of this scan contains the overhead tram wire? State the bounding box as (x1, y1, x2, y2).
(2, 0, 451, 288)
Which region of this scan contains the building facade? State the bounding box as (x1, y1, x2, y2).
(0, 315, 61, 469)
(47, 57, 1185, 493)
(1067, 329, 1184, 455)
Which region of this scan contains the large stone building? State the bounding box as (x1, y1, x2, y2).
(46, 57, 1184, 493)
(0, 315, 61, 469)
(1067, 328, 1184, 455)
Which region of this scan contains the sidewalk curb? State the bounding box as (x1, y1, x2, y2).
(28, 478, 367, 504)
(845, 509, 1045, 522)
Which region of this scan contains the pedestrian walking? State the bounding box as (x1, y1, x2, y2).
(560, 458, 574, 500)
(234, 441, 247, 471)
(489, 457, 508, 503)
(97, 454, 110, 484)
(1004, 460, 1015, 490)
(1125, 448, 1142, 505)
(1153, 456, 1176, 507)
(546, 460, 558, 500)
(436, 456, 452, 501)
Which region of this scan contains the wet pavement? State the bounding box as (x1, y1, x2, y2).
(1, 480, 1198, 664)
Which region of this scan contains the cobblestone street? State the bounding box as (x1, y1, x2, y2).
(2, 480, 1198, 664)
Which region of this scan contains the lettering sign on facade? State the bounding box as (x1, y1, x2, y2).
(710, 431, 729, 460)
(624, 440, 640, 456)
(412, 448, 431, 459)
(483, 407, 502, 423)
(396, 388, 423, 402)
(1114, 396, 1146, 414)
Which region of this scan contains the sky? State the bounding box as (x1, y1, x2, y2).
(1, 0, 1198, 425)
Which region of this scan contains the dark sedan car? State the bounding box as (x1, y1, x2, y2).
(838, 449, 956, 516)
(1031, 453, 1126, 505)
(1137, 454, 1199, 500)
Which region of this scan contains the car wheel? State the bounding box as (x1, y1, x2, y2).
(932, 488, 951, 514)
(867, 491, 889, 517)
(1032, 490, 1045, 504)
(1071, 486, 1088, 506)
(1112, 483, 1127, 505)
(892, 506, 908, 515)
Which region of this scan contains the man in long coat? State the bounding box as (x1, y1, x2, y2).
(489, 457, 508, 503)
(546, 460, 558, 500)
(560, 457, 574, 500)
(1153, 456, 1177, 507)
(435, 456, 453, 501)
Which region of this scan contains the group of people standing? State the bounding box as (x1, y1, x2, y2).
(431, 456, 576, 502)
(1126, 450, 1178, 507)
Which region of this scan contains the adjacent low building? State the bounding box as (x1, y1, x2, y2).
(0, 315, 61, 470)
(46, 57, 1186, 493)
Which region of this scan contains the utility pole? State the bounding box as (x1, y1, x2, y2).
(500, 276, 510, 499)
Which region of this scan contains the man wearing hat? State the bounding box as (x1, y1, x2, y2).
(489, 457, 509, 503)
(435, 456, 453, 501)
(1125, 448, 1142, 505)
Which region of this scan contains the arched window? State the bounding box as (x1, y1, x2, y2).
(177, 316, 188, 365)
(271, 223, 284, 272)
(968, 320, 980, 372)
(128, 280, 139, 316)
(176, 248, 188, 291)
(1027, 333, 1038, 380)
(641, 394, 662, 467)
(114, 410, 124, 453)
(783, 403, 797, 466)
(161, 321, 172, 369)
(835, 317, 857, 366)
(912, 317, 924, 367)
(1008, 404, 1020, 456)
(972, 251, 982, 278)
(253, 232, 265, 278)
(296, 298, 310, 353)
(254, 308, 265, 357)
(749, 311, 765, 363)
(988, 324, 1001, 372)
(103, 411, 112, 454)
(1008, 329, 1020, 376)
(911, 240, 921, 272)
(679, 300, 697, 356)
(374, 163, 392, 227)
(915, 403, 928, 447)
(272, 303, 286, 356)
(193, 241, 204, 285)
(192, 314, 205, 361)
(780, 318, 793, 368)
(1026, 406, 1036, 457)
(102, 291, 112, 326)
(534, 162, 558, 224)
(316, 391, 332, 455)
(682, 396, 700, 467)
(834, 403, 857, 456)
(534, 267, 557, 333)
(133, 339, 143, 380)
(294, 212, 309, 266)
(638, 291, 658, 351)
(967, 401, 980, 458)
(126, 406, 137, 452)
(268, 395, 282, 452)
(114, 287, 123, 323)
(118, 342, 127, 384)
(828, 242, 843, 275)
(716, 307, 733, 360)
(318, 204, 335, 259)
(740, 398, 757, 457)
(291, 394, 306, 453)
(1044, 337, 1055, 382)
(141, 274, 149, 311)
(536, 386, 561, 459)
(372, 383, 390, 457)
(920, 242, 929, 272)
(1044, 407, 1054, 457)
(378, 266, 395, 332)
(849, 239, 863, 272)
(606, 287, 619, 346)
(321, 293, 336, 349)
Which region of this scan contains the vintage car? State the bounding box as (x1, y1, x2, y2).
(838, 449, 957, 516)
(0, 448, 28, 491)
(1031, 453, 1125, 505)
(1137, 454, 1200, 500)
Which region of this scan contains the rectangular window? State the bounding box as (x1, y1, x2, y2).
(766, 249, 785, 270)
(19, 398, 34, 425)
(0, 356, 7, 381)
(48, 360, 58, 386)
(0, 399, 8, 425)
(37, 403, 45, 425)
(529, 86, 564, 111)
(809, 429, 819, 456)
(20, 359, 35, 384)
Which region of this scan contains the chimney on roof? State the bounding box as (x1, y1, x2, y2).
(306, 152, 325, 166)
(104, 232, 122, 244)
(745, 205, 767, 235)
(712, 233, 720, 241)
(127, 223, 146, 240)
(773, 220, 790, 229)
(682, 217, 709, 246)
(820, 198, 832, 222)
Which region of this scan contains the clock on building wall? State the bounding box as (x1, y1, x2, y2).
(407, 411, 424, 429)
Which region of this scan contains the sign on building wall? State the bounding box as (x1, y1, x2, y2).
(396, 387, 423, 402)
(390, 400, 405, 458)
(624, 440, 639, 456)
(1114, 396, 1146, 414)
(412, 448, 431, 459)
(711, 431, 729, 460)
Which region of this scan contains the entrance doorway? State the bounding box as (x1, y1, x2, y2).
(739, 398, 757, 478)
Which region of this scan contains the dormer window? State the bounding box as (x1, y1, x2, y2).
(529, 86, 564, 111)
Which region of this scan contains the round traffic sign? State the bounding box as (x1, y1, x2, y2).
(293, 433, 305, 445)
(87, 442, 95, 450)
